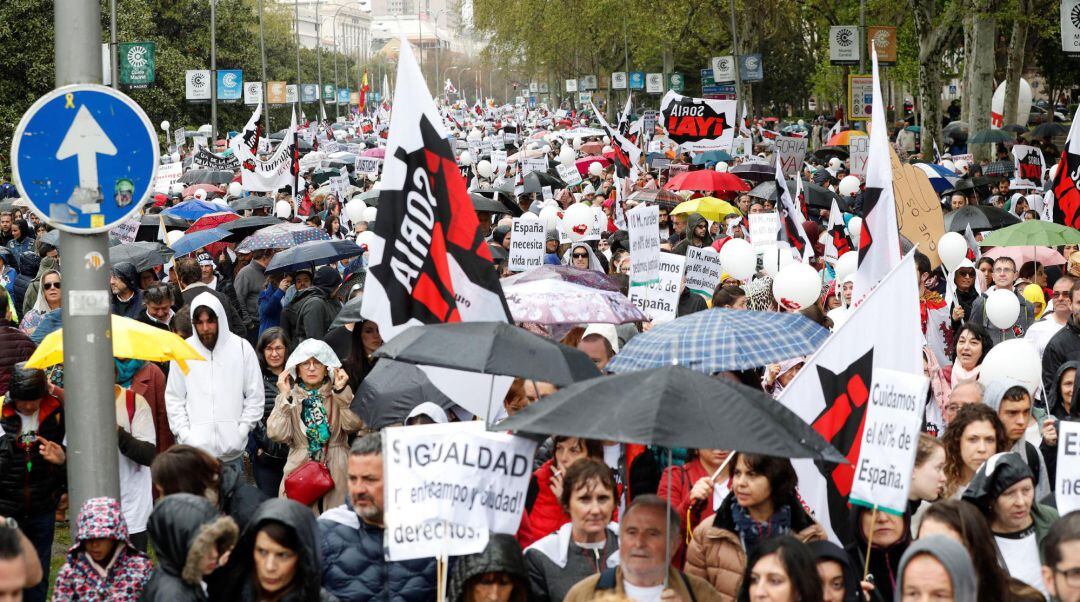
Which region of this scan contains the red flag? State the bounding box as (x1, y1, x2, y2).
(1052, 109, 1080, 227)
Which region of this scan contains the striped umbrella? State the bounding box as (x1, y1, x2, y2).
(913, 163, 960, 194)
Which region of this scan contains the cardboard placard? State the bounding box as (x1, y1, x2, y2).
(154, 162, 184, 194)
(849, 136, 869, 179)
(627, 204, 661, 286)
(521, 157, 548, 177)
(891, 148, 945, 269)
(749, 212, 781, 248)
(556, 163, 582, 187)
(628, 252, 684, 323)
(356, 157, 382, 178)
(776, 136, 808, 177)
(1056, 421, 1080, 515)
(507, 218, 546, 272)
(684, 246, 723, 297)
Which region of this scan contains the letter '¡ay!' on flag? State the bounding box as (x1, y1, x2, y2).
(778, 251, 923, 544)
(361, 38, 510, 343)
(1052, 103, 1080, 228)
(851, 43, 900, 306)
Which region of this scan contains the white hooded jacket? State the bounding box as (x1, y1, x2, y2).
(164, 291, 264, 461)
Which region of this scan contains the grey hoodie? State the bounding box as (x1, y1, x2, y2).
(981, 378, 1052, 502)
(895, 536, 977, 602)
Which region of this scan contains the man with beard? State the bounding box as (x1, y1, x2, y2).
(318, 433, 436, 601)
(164, 293, 263, 473)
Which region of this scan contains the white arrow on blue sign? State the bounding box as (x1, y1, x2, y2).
(11, 84, 159, 234)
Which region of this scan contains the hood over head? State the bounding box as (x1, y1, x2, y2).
(112, 261, 140, 294)
(30, 269, 59, 313)
(1049, 360, 1080, 418)
(448, 533, 528, 602)
(313, 265, 342, 298)
(36, 255, 59, 278)
(980, 377, 1028, 413)
(223, 498, 322, 599)
(808, 540, 862, 602)
(961, 451, 1034, 514)
(282, 338, 341, 380)
(147, 493, 239, 584)
(189, 290, 231, 340)
(562, 242, 605, 272)
(895, 535, 978, 602)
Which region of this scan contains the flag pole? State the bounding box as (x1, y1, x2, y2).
(862, 504, 877, 580)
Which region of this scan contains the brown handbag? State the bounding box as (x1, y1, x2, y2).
(283, 460, 334, 506)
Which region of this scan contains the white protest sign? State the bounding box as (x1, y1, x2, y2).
(848, 368, 929, 515)
(356, 157, 382, 178)
(628, 203, 660, 286)
(329, 172, 350, 200)
(521, 157, 549, 177)
(556, 163, 582, 187)
(508, 217, 546, 272)
(541, 186, 553, 201)
(1056, 421, 1080, 515)
(383, 422, 537, 561)
(848, 136, 869, 179)
(490, 150, 508, 166)
(732, 136, 752, 159)
(112, 217, 141, 244)
(628, 252, 684, 323)
(776, 136, 808, 177)
(749, 212, 781, 248)
(154, 161, 184, 194)
(684, 246, 723, 297)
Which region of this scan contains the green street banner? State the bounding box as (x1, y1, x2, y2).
(119, 42, 155, 88)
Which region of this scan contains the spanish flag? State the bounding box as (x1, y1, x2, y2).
(359, 70, 370, 113)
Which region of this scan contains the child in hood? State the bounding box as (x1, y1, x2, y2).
(53, 497, 153, 601)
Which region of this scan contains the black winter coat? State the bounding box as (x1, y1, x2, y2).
(141, 494, 239, 602)
(10, 252, 39, 313)
(449, 533, 528, 602)
(0, 322, 35, 396)
(218, 461, 268, 532)
(1044, 317, 1080, 402)
(0, 395, 65, 517)
(282, 288, 337, 348)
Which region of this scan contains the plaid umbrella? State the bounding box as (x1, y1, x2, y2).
(503, 279, 646, 325)
(606, 308, 831, 374)
(237, 222, 330, 253)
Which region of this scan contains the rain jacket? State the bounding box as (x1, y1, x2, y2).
(517, 459, 570, 548)
(895, 536, 978, 602)
(11, 251, 39, 313)
(808, 541, 862, 602)
(0, 391, 65, 517)
(450, 533, 530, 602)
(217, 460, 269, 532)
(111, 262, 144, 319)
(317, 499, 436, 601)
(179, 283, 247, 338)
(969, 287, 1036, 343)
(141, 494, 239, 602)
(164, 292, 264, 462)
(53, 497, 153, 601)
(282, 287, 337, 347)
(217, 498, 338, 601)
(673, 213, 714, 256)
(1043, 316, 1080, 408)
(1042, 362, 1080, 486)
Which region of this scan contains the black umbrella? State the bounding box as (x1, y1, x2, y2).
(219, 215, 283, 241)
(471, 192, 511, 214)
(497, 170, 566, 196)
(729, 162, 774, 184)
(800, 179, 848, 212)
(1001, 124, 1027, 134)
(178, 169, 234, 185)
(812, 146, 849, 161)
(944, 204, 1021, 233)
(330, 295, 364, 329)
(373, 321, 601, 387)
(1032, 122, 1069, 139)
(109, 241, 173, 272)
(265, 239, 364, 275)
(968, 129, 1014, 144)
(499, 365, 845, 461)
(475, 187, 521, 216)
(229, 195, 274, 212)
(351, 359, 460, 430)
(357, 189, 380, 207)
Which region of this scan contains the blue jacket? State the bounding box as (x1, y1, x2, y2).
(257, 285, 285, 337)
(318, 504, 435, 602)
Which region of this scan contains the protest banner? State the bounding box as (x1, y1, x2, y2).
(112, 217, 141, 244)
(383, 422, 537, 561)
(848, 368, 929, 515)
(628, 252, 685, 323)
(329, 172, 350, 200)
(659, 91, 737, 152)
(521, 157, 549, 177)
(490, 150, 508, 166)
(1012, 144, 1046, 184)
(627, 203, 660, 286)
(556, 163, 583, 187)
(732, 136, 752, 160)
(890, 148, 945, 269)
(541, 186, 553, 202)
(749, 212, 781, 248)
(356, 157, 382, 178)
(684, 246, 723, 297)
(1057, 421, 1080, 515)
(508, 217, 546, 272)
(191, 148, 240, 170)
(849, 136, 869, 178)
(776, 136, 808, 177)
(154, 161, 183, 194)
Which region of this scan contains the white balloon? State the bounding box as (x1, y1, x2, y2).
(941, 159, 957, 173)
(227, 182, 243, 198)
(521, 211, 540, 220)
(718, 238, 755, 281)
(459, 151, 474, 165)
(760, 245, 795, 277)
(345, 199, 367, 224)
(559, 146, 576, 166)
(361, 207, 378, 222)
(833, 251, 858, 282)
(978, 339, 1041, 396)
(838, 175, 861, 198)
(714, 161, 729, 173)
(991, 79, 1033, 130)
(602, 145, 613, 154)
(588, 162, 604, 177)
(1050, 164, 1060, 181)
(985, 288, 1021, 330)
(573, 138, 583, 150)
(562, 203, 595, 242)
(539, 206, 561, 233)
(275, 200, 292, 219)
(847, 217, 863, 248)
(826, 307, 850, 330)
(165, 230, 184, 246)
(937, 232, 968, 272)
(772, 263, 822, 311)
(476, 160, 494, 179)
(169, 183, 185, 196)
(355, 230, 377, 253)
(602, 135, 611, 144)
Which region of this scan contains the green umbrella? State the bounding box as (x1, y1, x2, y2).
(978, 220, 1080, 247)
(968, 129, 1015, 144)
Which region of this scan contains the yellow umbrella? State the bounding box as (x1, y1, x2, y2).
(26, 315, 205, 374)
(671, 197, 742, 222)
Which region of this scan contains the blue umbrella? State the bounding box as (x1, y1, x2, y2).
(170, 227, 232, 256)
(265, 239, 365, 275)
(692, 150, 734, 165)
(606, 308, 830, 374)
(162, 199, 235, 221)
(913, 162, 960, 194)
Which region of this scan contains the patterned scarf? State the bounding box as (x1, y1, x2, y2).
(300, 385, 331, 461)
(730, 502, 792, 552)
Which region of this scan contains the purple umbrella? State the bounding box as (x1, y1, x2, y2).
(237, 222, 330, 253)
(503, 280, 646, 325)
(361, 147, 385, 158)
(501, 265, 622, 292)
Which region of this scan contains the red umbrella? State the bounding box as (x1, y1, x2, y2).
(663, 170, 751, 194)
(181, 183, 225, 198)
(185, 213, 240, 259)
(580, 141, 604, 155)
(576, 155, 612, 176)
(361, 147, 385, 158)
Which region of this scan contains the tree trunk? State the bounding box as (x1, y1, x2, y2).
(968, 6, 997, 162)
(961, 13, 974, 124)
(910, 0, 961, 160)
(1002, 0, 1030, 126)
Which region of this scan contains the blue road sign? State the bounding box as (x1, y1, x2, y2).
(11, 84, 159, 234)
(337, 88, 350, 104)
(218, 70, 243, 100)
(302, 84, 318, 103)
(629, 72, 645, 90)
